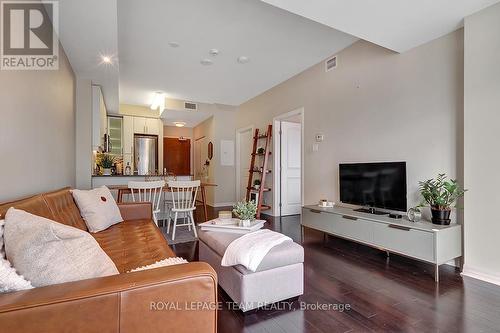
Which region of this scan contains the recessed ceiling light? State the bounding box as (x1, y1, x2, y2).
(237, 56, 250, 64)
(200, 58, 213, 66)
(168, 42, 180, 48)
(174, 121, 186, 127)
(209, 48, 219, 56)
(99, 54, 114, 65)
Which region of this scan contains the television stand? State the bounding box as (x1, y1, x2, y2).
(354, 207, 389, 215)
(301, 205, 462, 282)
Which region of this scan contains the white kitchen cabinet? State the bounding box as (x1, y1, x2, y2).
(146, 118, 160, 135)
(133, 116, 160, 135)
(107, 116, 122, 155)
(123, 116, 134, 154)
(133, 117, 147, 134)
(91, 86, 107, 149)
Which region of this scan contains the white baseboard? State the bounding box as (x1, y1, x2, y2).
(461, 265, 500, 286)
(210, 202, 235, 208)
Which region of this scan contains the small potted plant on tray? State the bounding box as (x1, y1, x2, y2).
(418, 173, 467, 225)
(253, 179, 261, 189)
(233, 201, 257, 227)
(257, 147, 265, 155)
(97, 153, 115, 176)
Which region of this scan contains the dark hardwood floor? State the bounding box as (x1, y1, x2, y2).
(171, 206, 500, 333)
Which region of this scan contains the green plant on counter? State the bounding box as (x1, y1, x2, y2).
(257, 147, 265, 154)
(233, 201, 257, 221)
(97, 153, 115, 169)
(418, 173, 467, 210)
(253, 179, 261, 186)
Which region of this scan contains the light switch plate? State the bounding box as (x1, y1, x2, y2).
(312, 143, 319, 152)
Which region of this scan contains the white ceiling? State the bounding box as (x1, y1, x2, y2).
(56, 0, 500, 115)
(161, 110, 213, 128)
(117, 0, 357, 106)
(56, 0, 119, 112)
(260, 0, 500, 52)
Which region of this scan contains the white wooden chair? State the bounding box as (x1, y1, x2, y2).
(128, 180, 165, 226)
(166, 180, 200, 240)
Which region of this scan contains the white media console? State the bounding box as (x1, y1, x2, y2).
(301, 205, 462, 282)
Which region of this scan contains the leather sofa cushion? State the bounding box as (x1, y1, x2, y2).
(93, 219, 175, 273)
(43, 188, 88, 231)
(0, 195, 53, 221)
(198, 230, 304, 274)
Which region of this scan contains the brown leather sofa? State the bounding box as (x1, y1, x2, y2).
(0, 187, 217, 333)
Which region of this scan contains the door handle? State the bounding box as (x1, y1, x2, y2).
(310, 209, 322, 214)
(388, 224, 411, 231)
(342, 215, 357, 221)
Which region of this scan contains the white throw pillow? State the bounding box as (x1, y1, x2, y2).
(71, 186, 123, 233)
(4, 208, 119, 287)
(0, 219, 5, 258)
(0, 219, 33, 292)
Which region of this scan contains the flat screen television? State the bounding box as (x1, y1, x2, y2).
(339, 162, 407, 212)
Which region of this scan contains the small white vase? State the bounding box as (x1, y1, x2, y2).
(239, 219, 251, 227)
(103, 168, 112, 176)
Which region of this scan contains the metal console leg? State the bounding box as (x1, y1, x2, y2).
(435, 264, 439, 282)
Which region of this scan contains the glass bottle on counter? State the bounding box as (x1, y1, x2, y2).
(125, 162, 132, 176)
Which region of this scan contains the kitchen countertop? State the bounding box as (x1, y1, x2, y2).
(92, 174, 193, 177)
(92, 175, 146, 177)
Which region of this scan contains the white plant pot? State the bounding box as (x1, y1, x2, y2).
(103, 168, 112, 176)
(254, 185, 260, 189)
(239, 219, 251, 227)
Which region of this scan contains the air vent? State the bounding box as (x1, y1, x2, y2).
(184, 102, 197, 110)
(325, 56, 337, 72)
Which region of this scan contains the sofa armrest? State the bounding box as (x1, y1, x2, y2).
(118, 202, 152, 220)
(0, 262, 217, 333)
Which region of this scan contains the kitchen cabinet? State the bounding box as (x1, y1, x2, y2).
(123, 116, 133, 154)
(91, 86, 107, 149)
(107, 116, 122, 155)
(146, 118, 160, 135)
(133, 116, 160, 135)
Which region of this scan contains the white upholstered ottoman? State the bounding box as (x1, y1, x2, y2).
(198, 230, 304, 312)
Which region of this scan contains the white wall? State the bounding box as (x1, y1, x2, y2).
(463, 2, 500, 285)
(237, 30, 464, 216)
(75, 79, 93, 189)
(193, 105, 238, 207)
(0, 46, 76, 202)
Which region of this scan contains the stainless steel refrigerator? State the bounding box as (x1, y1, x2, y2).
(134, 135, 158, 175)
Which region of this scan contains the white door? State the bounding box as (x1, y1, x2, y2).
(280, 121, 301, 215)
(236, 127, 253, 201)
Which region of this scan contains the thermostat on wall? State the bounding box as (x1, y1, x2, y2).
(315, 134, 324, 142)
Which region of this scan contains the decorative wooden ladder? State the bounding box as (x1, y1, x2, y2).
(246, 124, 272, 219)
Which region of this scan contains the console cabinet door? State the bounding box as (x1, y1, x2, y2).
(372, 223, 435, 262)
(301, 208, 332, 234)
(329, 214, 373, 244)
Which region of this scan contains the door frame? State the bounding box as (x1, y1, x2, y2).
(273, 108, 304, 217)
(163, 135, 193, 175)
(235, 125, 254, 202)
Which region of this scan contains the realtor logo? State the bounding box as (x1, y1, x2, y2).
(1, 1, 58, 70)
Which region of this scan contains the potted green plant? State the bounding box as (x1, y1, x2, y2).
(233, 201, 257, 227)
(253, 179, 261, 189)
(257, 147, 265, 155)
(97, 153, 115, 176)
(418, 174, 467, 225)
